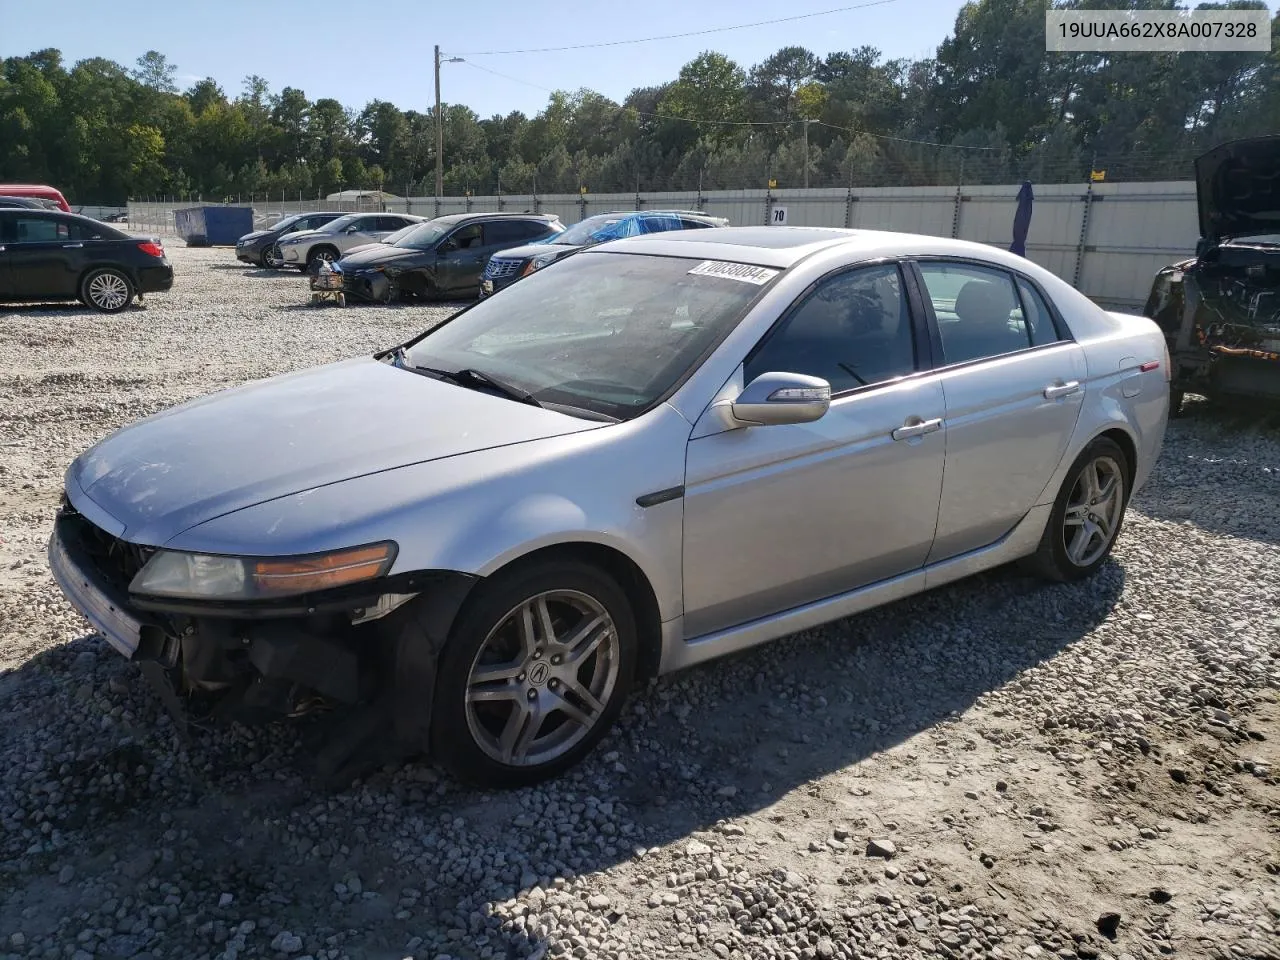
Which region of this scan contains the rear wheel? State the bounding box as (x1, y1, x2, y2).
(81, 268, 134, 313)
(431, 561, 636, 787)
(1023, 437, 1130, 582)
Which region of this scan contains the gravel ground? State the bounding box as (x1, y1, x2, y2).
(0, 245, 1277, 960)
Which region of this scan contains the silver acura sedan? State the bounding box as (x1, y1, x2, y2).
(48, 227, 1169, 786)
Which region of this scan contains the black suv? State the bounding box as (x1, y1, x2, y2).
(336, 213, 563, 302)
(236, 211, 347, 268)
(1144, 136, 1280, 414)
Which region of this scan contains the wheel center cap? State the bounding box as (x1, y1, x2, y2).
(527, 661, 551, 686)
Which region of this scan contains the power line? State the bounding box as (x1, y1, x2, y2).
(449, 0, 901, 56)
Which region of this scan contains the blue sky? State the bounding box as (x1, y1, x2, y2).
(0, 0, 965, 117)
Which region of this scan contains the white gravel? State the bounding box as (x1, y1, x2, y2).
(0, 245, 1277, 960)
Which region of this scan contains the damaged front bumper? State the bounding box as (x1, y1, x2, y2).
(48, 504, 475, 778)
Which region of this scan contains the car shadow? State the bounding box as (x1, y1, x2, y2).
(1132, 395, 1280, 546)
(0, 559, 1125, 957)
(208, 263, 301, 279)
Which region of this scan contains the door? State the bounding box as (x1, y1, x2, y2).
(437, 222, 485, 293)
(912, 260, 1087, 562)
(5, 215, 85, 298)
(682, 263, 946, 638)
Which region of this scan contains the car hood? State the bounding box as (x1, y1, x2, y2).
(238, 229, 272, 244)
(339, 244, 421, 267)
(1196, 136, 1280, 241)
(67, 357, 600, 546)
(492, 242, 582, 262)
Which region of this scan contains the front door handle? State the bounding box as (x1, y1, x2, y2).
(892, 416, 943, 441)
(1043, 380, 1081, 400)
(62, 242, 83, 249)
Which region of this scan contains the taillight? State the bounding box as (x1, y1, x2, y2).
(137, 241, 164, 258)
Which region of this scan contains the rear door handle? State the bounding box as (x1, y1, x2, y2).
(62, 242, 83, 249)
(1043, 380, 1081, 400)
(892, 417, 943, 441)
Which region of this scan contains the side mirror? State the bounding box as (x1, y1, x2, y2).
(438, 238, 457, 254)
(727, 371, 831, 427)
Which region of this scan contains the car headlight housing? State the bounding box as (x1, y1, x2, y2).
(522, 252, 558, 276)
(129, 542, 397, 601)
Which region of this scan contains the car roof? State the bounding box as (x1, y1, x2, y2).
(432, 212, 560, 225)
(594, 226, 1034, 270)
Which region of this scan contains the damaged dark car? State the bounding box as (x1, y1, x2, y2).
(1144, 135, 1280, 415)
(336, 212, 563, 302)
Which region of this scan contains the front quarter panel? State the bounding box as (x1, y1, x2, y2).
(166, 403, 693, 622)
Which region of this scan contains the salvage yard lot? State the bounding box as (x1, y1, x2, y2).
(0, 245, 1277, 960)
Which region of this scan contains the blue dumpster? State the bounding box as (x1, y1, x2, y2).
(174, 206, 254, 247)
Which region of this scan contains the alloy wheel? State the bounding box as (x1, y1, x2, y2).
(263, 244, 283, 268)
(464, 590, 620, 768)
(87, 272, 129, 311)
(1062, 454, 1125, 567)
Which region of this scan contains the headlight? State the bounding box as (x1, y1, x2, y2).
(129, 542, 397, 601)
(521, 252, 558, 276)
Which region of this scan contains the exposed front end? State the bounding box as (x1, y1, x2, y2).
(1144, 243, 1280, 407)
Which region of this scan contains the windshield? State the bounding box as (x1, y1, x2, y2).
(392, 221, 451, 250)
(267, 214, 301, 231)
(403, 252, 777, 420)
(552, 214, 635, 246)
(319, 215, 358, 233)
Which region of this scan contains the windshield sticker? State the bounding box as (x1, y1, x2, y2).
(687, 260, 779, 285)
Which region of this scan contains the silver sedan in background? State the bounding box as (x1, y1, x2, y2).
(48, 227, 1169, 786)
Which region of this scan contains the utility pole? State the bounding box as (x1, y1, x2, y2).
(434, 46, 464, 199)
(434, 45, 443, 199)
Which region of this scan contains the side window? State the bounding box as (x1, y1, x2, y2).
(450, 224, 482, 249)
(520, 220, 554, 241)
(13, 218, 69, 242)
(917, 262, 1030, 365)
(70, 222, 105, 241)
(1014, 277, 1062, 346)
(745, 263, 916, 394)
(484, 220, 534, 247)
(640, 215, 681, 234)
(678, 217, 715, 230)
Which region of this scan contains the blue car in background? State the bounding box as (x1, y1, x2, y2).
(479, 209, 729, 297)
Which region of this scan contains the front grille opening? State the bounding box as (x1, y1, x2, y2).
(61, 506, 155, 593)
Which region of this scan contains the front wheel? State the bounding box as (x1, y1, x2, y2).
(1023, 437, 1130, 582)
(432, 561, 637, 787)
(81, 268, 134, 312)
(262, 244, 284, 268)
(306, 247, 338, 274)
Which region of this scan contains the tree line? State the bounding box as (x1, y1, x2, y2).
(2, 0, 1277, 204)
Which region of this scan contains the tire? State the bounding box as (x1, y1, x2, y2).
(80, 268, 134, 313)
(431, 560, 637, 788)
(1023, 436, 1130, 582)
(261, 244, 283, 269)
(306, 247, 338, 274)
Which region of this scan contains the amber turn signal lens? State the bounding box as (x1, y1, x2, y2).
(252, 543, 394, 594)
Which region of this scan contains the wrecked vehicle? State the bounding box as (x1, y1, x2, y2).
(49, 227, 1167, 787)
(1144, 135, 1280, 415)
(336, 213, 562, 302)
